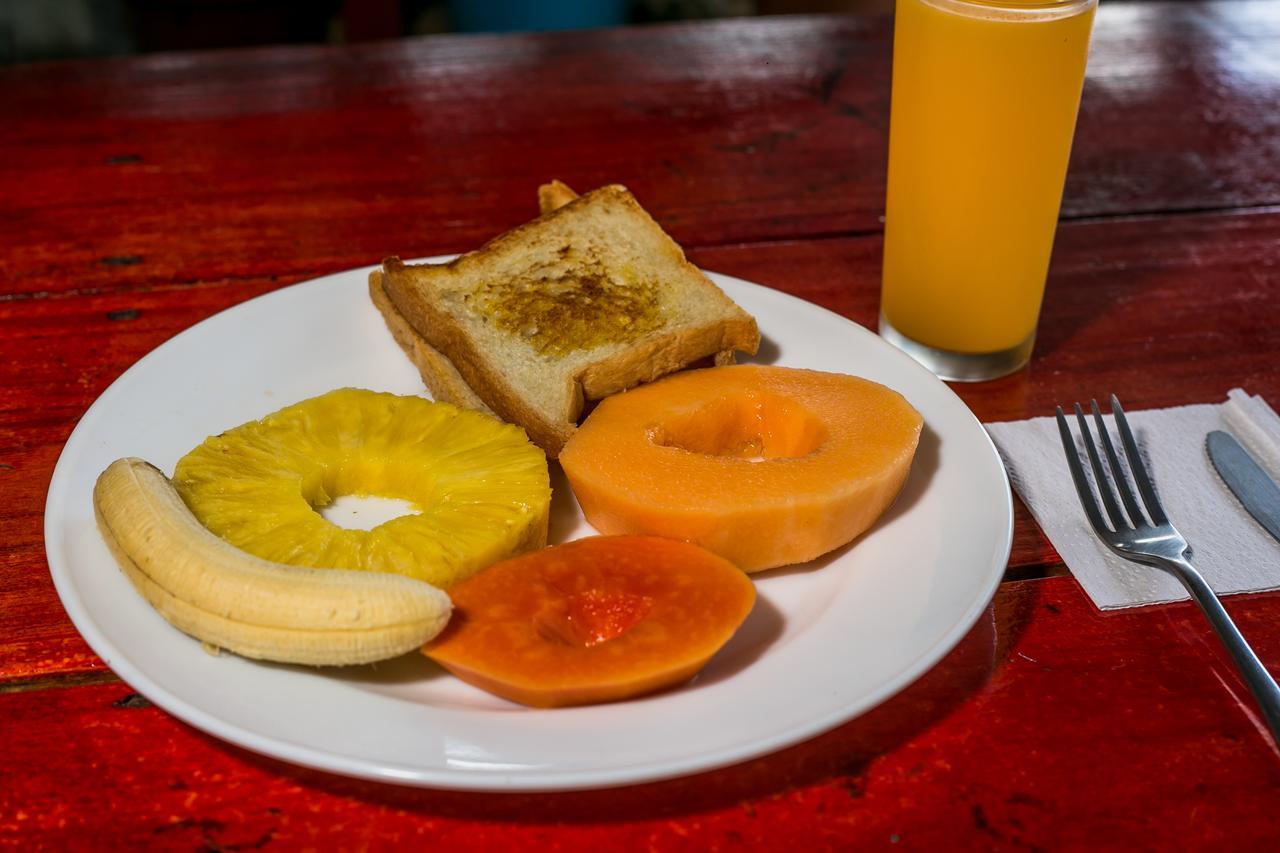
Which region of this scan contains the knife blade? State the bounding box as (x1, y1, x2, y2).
(1207, 430, 1280, 544)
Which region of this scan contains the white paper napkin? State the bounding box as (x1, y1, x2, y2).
(985, 390, 1280, 609)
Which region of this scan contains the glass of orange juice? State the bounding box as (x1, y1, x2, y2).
(879, 0, 1097, 381)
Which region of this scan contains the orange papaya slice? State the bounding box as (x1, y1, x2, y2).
(423, 535, 755, 708)
(559, 365, 923, 571)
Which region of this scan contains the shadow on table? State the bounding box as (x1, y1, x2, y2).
(1033, 223, 1168, 365)
(220, 580, 1040, 823)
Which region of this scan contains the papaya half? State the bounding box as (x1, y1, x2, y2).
(422, 535, 756, 708)
(559, 365, 923, 572)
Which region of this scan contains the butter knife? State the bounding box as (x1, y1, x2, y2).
(1206, 430, 1280, 543)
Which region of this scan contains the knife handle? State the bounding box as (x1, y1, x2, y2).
(1167, 556, 1280, 743)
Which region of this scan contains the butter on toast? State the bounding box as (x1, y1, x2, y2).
(380, 184, 760, 456)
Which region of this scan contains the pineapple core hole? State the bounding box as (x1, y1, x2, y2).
(318, 495, 420, 531)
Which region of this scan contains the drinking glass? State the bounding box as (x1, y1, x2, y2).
(879, 0, 1097, 381)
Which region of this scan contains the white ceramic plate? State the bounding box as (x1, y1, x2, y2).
(45, 263, 1012, 791)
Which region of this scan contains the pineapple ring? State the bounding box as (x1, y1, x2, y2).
(173, 388, 551, 589)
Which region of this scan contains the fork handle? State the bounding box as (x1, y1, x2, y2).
(1167, 556, 1280, 743)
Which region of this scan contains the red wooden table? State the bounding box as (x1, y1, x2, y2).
(4, 1, 1280, 847)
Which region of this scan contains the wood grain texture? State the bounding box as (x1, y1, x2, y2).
(689, 207, 1280, 422)
(4, 577, 1279, 848)
(3, 2, 1279, 302)
(4, 207, 1276, 684)
(3, 1, 1280, 843)
(0, 280, 284, 684)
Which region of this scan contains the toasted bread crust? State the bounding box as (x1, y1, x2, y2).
(577, 317, 757, 398)
(382, 259, 579, 454)
(379, 184, 760, 458)
(368, 271, 495, 416)
(374, 269, 740, 449)
(537, 180, 579, 214)
(368, 182, 581, 421)
(425, 185, 670, 279)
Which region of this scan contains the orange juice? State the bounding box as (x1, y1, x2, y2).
(880, 0, 1096, 378)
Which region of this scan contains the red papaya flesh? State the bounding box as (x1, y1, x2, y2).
(423, 535, 756, 708)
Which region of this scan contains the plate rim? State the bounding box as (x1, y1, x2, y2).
(44, 260, 1013, 791)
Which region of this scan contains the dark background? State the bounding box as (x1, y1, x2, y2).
(0, 0, 893, 63)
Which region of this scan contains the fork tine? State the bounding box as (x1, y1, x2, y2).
(1109, 395, 1168, 526)
(1090, 399, 1145, 527)
(1055, 405, 1113, 535)
(1075, 402, 1131, 531)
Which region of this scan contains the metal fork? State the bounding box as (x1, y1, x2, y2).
(1056, 395, 1280, 743)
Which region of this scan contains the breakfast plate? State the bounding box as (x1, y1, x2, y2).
(45, 262, 1013, 791)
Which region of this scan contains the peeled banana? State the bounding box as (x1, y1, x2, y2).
(93, 457, 452, 666)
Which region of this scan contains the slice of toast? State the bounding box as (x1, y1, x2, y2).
(368, 180, 585, 415)
(380, 184, 759, 456)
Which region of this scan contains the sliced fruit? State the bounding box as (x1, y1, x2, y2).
(173, 388, 551, 588)
(94, 457, 452, 666)
(423, 535, 756, 708)
(559, 365, 923, 572)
